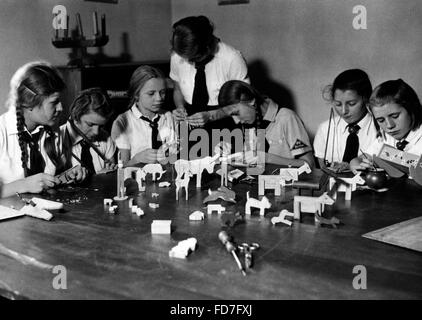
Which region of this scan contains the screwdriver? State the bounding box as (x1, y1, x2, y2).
(218, 231, 246, 276)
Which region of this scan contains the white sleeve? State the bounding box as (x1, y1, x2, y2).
(313, 122, 328, 159)
(169, 53, 180, 83)
(228, 50, 249, 83)
(111, 115, 130, 150)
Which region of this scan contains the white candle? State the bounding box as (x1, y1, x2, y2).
(93, 11, 98, 36)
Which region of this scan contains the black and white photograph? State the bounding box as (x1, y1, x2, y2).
(0, 0, 421, 305)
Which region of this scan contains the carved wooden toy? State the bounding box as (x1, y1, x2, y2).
(258, 175, 282, 196)
(271, 209, 295, 226)
(174, 153, 219, 188)
(279, 162, 312, 186)
(328, 174, 365, 201)
(151, 220, 171, 234)
(175, 170, 193, 201)
(245, 191, 271, 216)
(189, 211, 205, 221)
(203, 186, 236, 203)
(158, 181, 171, 188)
(293, 192, 335, 221)
(20, 205, 53, 221)
(142, 163, 166, 181)
(169, 237, 197, 259)
(220, 155, 228, 187)
(30, 198, 64, 210)
(207, 204, 226, 215)
(149, 203, 159, 209)
(124, 167, 147, 192)
(314, 215, 340, 228)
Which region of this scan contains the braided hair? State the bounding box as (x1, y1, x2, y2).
(218, 80, 266, 129)
(12, 62, 65, 176)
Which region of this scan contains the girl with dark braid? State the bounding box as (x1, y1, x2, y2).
(0, 61, 87, 198)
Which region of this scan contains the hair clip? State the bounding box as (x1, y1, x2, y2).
(22, 84, 37, 96)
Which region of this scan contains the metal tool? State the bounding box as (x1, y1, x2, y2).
(238, 242, 260, 269)
(16, 192, 36, 207)
(218, 231, 246, 276)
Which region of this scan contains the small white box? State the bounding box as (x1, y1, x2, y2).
(151, 220, 171, 234)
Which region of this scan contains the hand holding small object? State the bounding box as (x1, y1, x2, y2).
(172, 107, 188, 121)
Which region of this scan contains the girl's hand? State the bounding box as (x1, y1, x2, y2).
(25, 173, 60, 193)
(172, 107, 188, 121)
(104, 161, 118, 171)
(350, 158, 372, 174)
(134, 148, 158, 164)
(65, 165, 88, 183)
(232, 103, 256, 124)
(244, 150, 258, 165)
(186, 111, 210, 127)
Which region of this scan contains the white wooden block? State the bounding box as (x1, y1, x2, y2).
(131, 205, 138, 213)
(20, 205, 53, 221)
(159, 182, 171, 187)
(136, 208, 144, 216)
(151, 220, 171, 234)
(31, 198, 64, 210)
(128, 198, 134, 208)
(149, 203, 159, 209)
(0, 205, 25, 221)
(104, 198, 113, 206)
(189, 211, 205, 221)
(207, 204, 225, 214)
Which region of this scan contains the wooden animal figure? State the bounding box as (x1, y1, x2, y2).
(245, 191, 271, 216)
(271, 209, 295, 226)
(174, 159, 190, 180)
(258, 175, 282, 196)
(175, 170, 193, 201)
(142, 164, 166, 181)
(329, 174, 365, 201)
(207, 204, 226, 215)
(314, 215, 341, 228)
(279, 162, 312, 186)
(174, 153, 219, 188)
(220, 155, 228, 187)
(123, 167, 146, 192)
(190, 153, 220, 188)
(293, 192, 335, 221)
(203, 186, 236, 203)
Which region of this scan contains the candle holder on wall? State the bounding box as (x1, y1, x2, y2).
(52, 12, 109, 66)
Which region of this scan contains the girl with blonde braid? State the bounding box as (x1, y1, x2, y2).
(0, 61, 87, 198)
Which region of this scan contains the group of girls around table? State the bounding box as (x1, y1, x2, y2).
(1, 15, 421, 198)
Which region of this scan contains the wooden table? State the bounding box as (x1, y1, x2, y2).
(0, 165, 421, 300)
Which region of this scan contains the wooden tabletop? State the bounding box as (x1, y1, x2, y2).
(0, 165, 421, 300)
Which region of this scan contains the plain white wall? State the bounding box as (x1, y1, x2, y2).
(171, 0, 422, 138)
(0, 0, 172, 115)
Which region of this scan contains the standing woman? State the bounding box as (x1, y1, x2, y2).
(170, 15, 250, 128)
(313, 69, 378, 171)
(0, 61, 86, 198)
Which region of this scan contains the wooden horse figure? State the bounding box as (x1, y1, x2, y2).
(293, 192, 335, 221)
(175, 170, 193, 201)
(329, 173, 365, 201)
(142, 163, 166, 181)
(279, 162, 312, 186)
